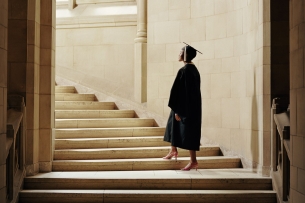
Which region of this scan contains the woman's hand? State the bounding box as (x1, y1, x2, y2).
(175, 113, 181, 121)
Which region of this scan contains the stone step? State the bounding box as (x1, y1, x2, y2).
(55, 127, 166, 139)
(55, 93, 96, 101)
(55, 118, 156, 128)
(19, 190, 276, 203)
(55, 101, 115, 110)
(54, 146, 220, 160)
(23, 170, 273, 190)
(55, 86, 76, 93)
(55, 136, 167, 149)
(55, 110, 135, 119)
(52, 156, 241, 171)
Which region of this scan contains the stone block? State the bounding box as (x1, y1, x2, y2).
(227, 9, 243, 37)
(39, 129, 52, 161)
(292, 135, 304, 168)
(40, 25, 52, 49)
(222, 57, 240, 73)
(234, 34, 248, 57)
(201, 74, 211, 99)
(0, 134, 5, 164)
(158, 76, 175, 99)
(290, 26, 298, 52)
(55, 46, 73, 68)
(147, 44, 166, 63)
(169, 0, 190, 10)
(292, 0, 304, 27)
(215, 37, 234, 58)
(169, 8, 190, 21)
(290, 89, 297, 135)
(0, 49, 7, 87)
(221, 98, 240, 128)
(215, 0, 233, 14)
(147, 0, 169, 18)
(154, 21, 180, 44)
(40, 0, 52, 25)
(0, 163, 5, 189)
(297, 88, 305, 136)
(211, 73, 231, 98)
(191, 0, 214, 18)
(290, 49, 304, 89)
(0, 6, 8, 28)
(233, 0, 248, 10)
(192, 40, 214, 60)
(202, 98, 221, 128)
(298, 168, 305, 194)
(239, 97, 253, 130)
(180, 18, 206, 42)
(206, 14, 227, 40)
(26, 93, 39, 130)
(8, 62, 26, 93)
(231, 71, 246, 98)
(199, 59, 222, 74)
(9, 0, 27, 19)
(290, 165, 298, 190)
(99, 26, 136, 44)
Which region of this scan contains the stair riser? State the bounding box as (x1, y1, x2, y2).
(52, 160, 241, 171)
(55, 119, 155, 128)
(55, 87, 75, 93)
(55, 94, 96, 101)
(19, 193, 276, 203)
(55, 102, 115, 110)
(55, 128, 165, 139)
(24, 179, 272, 190)
(55, 110, 135, 119)
(53, 149, 220, 160)
(55, 139, 168, 149)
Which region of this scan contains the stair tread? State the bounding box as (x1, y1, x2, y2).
(55, 136, 164, 140)
(24, 169, 271, 180)
(56, 118, 154, 121)
(20, 189, 276, 193)
(54, 145, 219, 152)
(53, 156, 239, 162)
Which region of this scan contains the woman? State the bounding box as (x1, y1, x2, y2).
(163, 45, 202, 171)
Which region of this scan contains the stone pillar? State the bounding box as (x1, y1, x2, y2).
(134, 0, 147, 103)
(39, 0, 55, 172)
(0, 0, 8, 201)
(68, 0, 76, 10)
(289, 0, 305, 202)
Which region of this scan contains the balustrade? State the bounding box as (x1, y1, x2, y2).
(271, 98, 290, 202)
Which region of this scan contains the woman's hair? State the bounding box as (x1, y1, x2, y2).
(183, 46, 197, 62)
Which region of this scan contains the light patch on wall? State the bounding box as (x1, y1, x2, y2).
(56, 9, 73, 18)
(89, 5, 137, 16)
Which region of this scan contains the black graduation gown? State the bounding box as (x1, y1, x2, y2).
(164, 63, 202, 151)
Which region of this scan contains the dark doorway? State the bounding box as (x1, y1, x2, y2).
(270, 0, 290, 109)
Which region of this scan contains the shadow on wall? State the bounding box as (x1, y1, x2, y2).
(251, 70, 259, 170)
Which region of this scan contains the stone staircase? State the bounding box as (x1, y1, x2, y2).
(19, 86, 277, 203)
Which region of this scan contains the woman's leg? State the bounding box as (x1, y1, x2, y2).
(181, 150, 198, 171)
(189, 150, 197, 163)
(171, 146, 178, 153)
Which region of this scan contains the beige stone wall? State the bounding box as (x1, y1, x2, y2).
(290, 0, 305, 201)
(55, 2, 137, 101)
(56, 25, 137, 100)
(0, 0, 8, 201)
(147, 0, 271, 172)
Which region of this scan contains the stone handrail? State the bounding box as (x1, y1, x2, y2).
(271, 98, 290, 202)
(6, 95, 26, 201)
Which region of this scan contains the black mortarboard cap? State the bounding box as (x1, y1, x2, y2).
(183, 42, 202, 62)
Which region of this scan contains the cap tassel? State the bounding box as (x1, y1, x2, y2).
(184, 46, 187, 62)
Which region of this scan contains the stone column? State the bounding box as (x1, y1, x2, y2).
(68, 0, 76, 10)
(0, 0, 8, 201)
(39, 0, 55, 172)
(134, 0, 147, 103)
